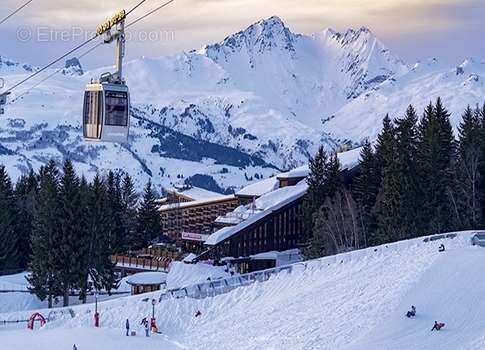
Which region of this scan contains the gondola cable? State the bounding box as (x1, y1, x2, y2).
(5, 0, 175, 94)
(10, 42, 105, 103)
(0, 0, 34, 26)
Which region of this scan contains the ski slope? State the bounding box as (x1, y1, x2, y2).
(1, 232, 485, 349)
(344, 245, 485, 350)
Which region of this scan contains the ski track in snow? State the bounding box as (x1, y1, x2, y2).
(2, 233, 485, 349)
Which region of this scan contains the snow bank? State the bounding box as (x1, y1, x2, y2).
(165, 261, 231, 289)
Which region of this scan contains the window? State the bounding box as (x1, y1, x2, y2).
(105, 91, 128, 126)
(83, 91, 103, 139)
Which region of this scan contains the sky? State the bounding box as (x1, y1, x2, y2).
(0, 0, 484, 69)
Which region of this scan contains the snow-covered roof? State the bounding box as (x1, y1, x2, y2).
(206, 148, 362, 246)
(277, 147, 362, 179)
(183, 253, 197, 263)
(236, 176, 279, 197)
(166, 186, 226, 202)
(250, 248, 301, 260)
(159, 194, 236, 211)
(125, 272, 167, 286)
(205, 181, 308, 246)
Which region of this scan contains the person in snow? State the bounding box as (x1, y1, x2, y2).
(195, 310, 202, 318)
(125, 319, 130, 336)
(406, 305, 416, 318)
(73, 345, 78, 350)
(439, 244, 445, 252)
(431, 321, 445, 331)
(144, 318, 150, 337)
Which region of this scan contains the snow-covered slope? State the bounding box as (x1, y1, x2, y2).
(2, 232, 485, 349)
(1, 17, 484, 191)
(324, 57, 485, 143)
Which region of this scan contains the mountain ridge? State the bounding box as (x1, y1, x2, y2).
(1, 16, 484, 193)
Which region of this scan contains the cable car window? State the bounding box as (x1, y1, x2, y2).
(105, 91, 128, 126)
(83, 91, 102, 124)
(83, 91, 103, 139)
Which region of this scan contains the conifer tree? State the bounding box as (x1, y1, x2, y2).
(353, 140, 379, 246)
(58, 159, 83, 306)
(374, 114, 396, 178)
(302, 146, 342, 244)
(136, 179, 162, 248)
(372, 117, 401, 244)
(455, 106, 483, 228)
(77, 176, 91, 302)
(392, 105, 420, 239)
(304, 150, 342, 257)
(87, 175, 118, 292)
(416, 98, 456, 234)
(0, 166, 18, 272)
(121, 173, 138, 250)
(107, 171, 124, 252)
(28, 161, 62, 308)
(14, 170, 38, 269)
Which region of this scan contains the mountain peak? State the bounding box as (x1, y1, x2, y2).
(256, 15, 285, 29)
(203, 16, 297, 64)
(62, 57, 83, 76)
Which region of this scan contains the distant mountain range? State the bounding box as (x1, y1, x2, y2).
(1, 16, 484, 193)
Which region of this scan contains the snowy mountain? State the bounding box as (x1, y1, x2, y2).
(1, 16, 484, 192)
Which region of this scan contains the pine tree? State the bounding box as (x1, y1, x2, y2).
(107, 171, 124, 252)
(87, 175, 118, 292)
(0, 166, 18, 272)
(353, 140, 379, 246)
(28, 161, 62, 308)
(372, 115, 401, 244)
(455, 106, 483, 228)
(58, 159, 83, 306)
(304, 149, 342, 258)
(136, 179, 162, 248)
(121, 173, 138, 250)
(77, 176, 91, 302)
(374, 114, 396, 178)
(14, 170, 38, 269)
(303, 146, 328, 242)
(394, 105, 420, 238)
(416, 98, 456, 234)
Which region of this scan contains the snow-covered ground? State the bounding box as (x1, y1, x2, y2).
(2, 232, 485, 349)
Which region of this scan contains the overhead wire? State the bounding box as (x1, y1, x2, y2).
(5, 0, 176, 94)
(10, 42, 105, 103)
(0, 0, 34, 26)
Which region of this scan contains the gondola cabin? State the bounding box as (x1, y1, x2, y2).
(83, 82, 130, 143)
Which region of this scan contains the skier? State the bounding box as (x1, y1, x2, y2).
(195, 310, 202, 318)
(439, 244, 445, 252)
(125, 319, 130, 336)
(406, 305, 416, 318)
(73, 345, 78, 350)
(431, 321, 445, 331)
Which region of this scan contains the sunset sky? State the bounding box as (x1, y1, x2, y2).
(1, 0, 484, 68)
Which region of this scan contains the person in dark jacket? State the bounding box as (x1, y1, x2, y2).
(125, 319, 130, 336)
(431, 321, 445, 331)
(406, 305, 416, 318)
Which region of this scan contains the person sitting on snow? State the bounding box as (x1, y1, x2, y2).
(439, 244, 445, 252)
(406, 305, 416, 318)
(431, 321, 445, 331)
